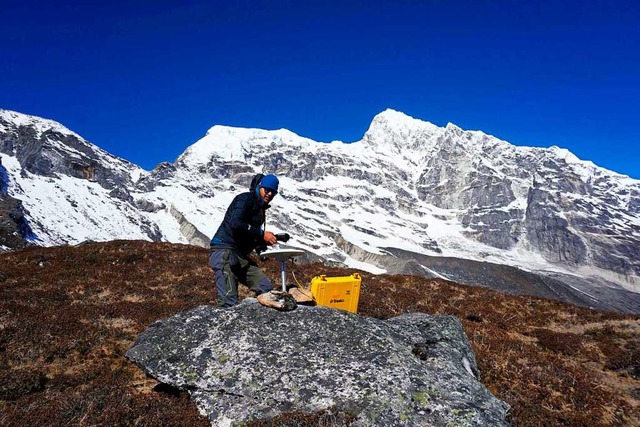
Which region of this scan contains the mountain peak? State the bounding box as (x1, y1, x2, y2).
(178, 124, 316, 166)
(0, 108, 79, 139)
(369, 109, 433, 131)
(362, 109, 442, 154)
(373, 108, 416, 121)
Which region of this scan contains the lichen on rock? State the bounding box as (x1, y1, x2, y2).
(126, 300, 510, 426)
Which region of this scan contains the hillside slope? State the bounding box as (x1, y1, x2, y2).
(1, 241, 639, 426)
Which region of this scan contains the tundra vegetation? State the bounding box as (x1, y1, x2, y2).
(0, 241, 638, 426)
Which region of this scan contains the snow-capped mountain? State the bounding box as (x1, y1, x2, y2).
(2, 108, 639, 312)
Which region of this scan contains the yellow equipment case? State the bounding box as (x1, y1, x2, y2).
(310, 273, 362, 313)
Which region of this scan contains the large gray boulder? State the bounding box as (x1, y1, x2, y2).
(126, 301, 510, 426)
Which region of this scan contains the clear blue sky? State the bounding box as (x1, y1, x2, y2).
(2, 1, 639, 178)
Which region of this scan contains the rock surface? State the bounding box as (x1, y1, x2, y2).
(0, 159, 34, 250)
(126, 301, 510, 426)
(0, 192, 33, 251)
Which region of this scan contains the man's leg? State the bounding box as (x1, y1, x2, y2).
(209, 249, 239, 307)
(244, 258, 274, 295)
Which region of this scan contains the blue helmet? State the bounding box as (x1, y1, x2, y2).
(259, 174, 279, 193)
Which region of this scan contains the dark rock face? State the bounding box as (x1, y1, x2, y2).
(1, 157, 33, 250)
(460, 208, 523, 250)
(135, 162, 176, 191)
(0, 157, 7, 194)
(0, 194, 34, 250)
(525, 187, 588, 265)
(0, 113, 137, 192)
(126, 302, 510, 426)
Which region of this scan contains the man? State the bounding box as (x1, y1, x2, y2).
(209, 173, 279, 307)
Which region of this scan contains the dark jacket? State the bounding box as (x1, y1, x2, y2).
(210, 190, 269, 256)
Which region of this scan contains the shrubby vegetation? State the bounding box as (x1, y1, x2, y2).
(1, 241, 638, 426)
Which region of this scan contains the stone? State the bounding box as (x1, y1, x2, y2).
(126, 301, 510, 426)
(256, 291, 297, 311)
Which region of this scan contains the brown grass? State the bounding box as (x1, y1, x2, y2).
(1, 240, 639, 426)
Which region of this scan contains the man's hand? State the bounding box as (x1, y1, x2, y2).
(263, 231, 277, 245)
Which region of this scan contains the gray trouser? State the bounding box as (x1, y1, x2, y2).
(209, 248, 273, 307)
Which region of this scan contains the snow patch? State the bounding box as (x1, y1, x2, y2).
(340, 254, 387, 274)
